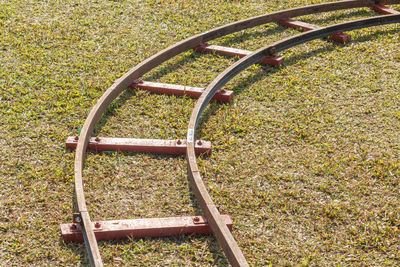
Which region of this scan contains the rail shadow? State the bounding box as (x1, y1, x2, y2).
(91, 88, 137, 137)
(64, 233, 228, 266)
(90, 6, 398, 140)
(215, 24, 287, 46)
(63, 240, 91, 266)
(194, 27, 400, 133)
(101, 234, 229, 266)
(71, 19, 399, 264)
(347, 26, 399, 43)
(142, 24, 286, 82)
(143, 52, 204, 81)
(300, 8, 373, 24)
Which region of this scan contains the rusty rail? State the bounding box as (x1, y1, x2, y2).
(186, 13, 400, 267)
(67, 1, 400, 266)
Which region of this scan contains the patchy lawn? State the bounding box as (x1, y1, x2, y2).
(0, 0, 399, 265)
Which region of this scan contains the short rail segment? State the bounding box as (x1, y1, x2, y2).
(63, 1, 400, 266)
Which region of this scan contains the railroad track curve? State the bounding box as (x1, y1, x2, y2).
(60, 1, 400, 266)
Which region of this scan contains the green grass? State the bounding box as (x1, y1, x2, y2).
(1, 0, 399, 265)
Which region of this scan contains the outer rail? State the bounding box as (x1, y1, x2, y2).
(72, 1, 400, 266)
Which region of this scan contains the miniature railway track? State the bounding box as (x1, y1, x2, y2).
(61, 1, 400, 266)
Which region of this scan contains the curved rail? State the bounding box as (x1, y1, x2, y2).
(72, 1, 400, 266)
(186, 13, 400, 266)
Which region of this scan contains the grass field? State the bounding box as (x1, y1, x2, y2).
(1, 0, 399, 265)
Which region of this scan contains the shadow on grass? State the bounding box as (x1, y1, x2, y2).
(301, 8, 373, 24)
(142, 24, 286, 83)
(143, 52, 204, 81)
(64, 236, 222, 266)
(68, 18, 399, 264)
(91, 88, 137, 137)
(89, 24, 399, 140)
(63, 241, 90, 266)
(194, 27, 399, 133)
(88, 19, 304, 137)
(216, 24, 287, 46)
(85, 5, 399, 138)
(348, 27, 399, 43)
(97, 235, 228, 266)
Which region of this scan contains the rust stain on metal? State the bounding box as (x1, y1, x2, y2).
(66, 137, 212, 155)
(279, 18, 351, 43)
(61, 215, 233, 243)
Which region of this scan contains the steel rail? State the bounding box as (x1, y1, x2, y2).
(187, 14, 400, 266)
(71, 1, 400, 266)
